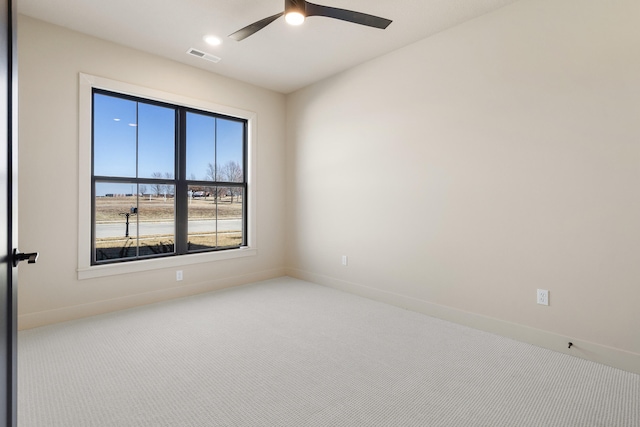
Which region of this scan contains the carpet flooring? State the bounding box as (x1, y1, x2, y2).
(18, 277, 640, 426)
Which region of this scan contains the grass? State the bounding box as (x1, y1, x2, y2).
(95, 195, 243, 222)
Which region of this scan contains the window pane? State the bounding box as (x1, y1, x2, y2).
(138, 186, 175, 257)
(186, 112, 216, 181)
(93, 94, 137, 177)
(218, 187, 243, 248)
(187, 185, 243, 251)
(138, 103, 175, 179)
(94, 182, 139, 262)
(187, 185, 217, 250)
(217, 119, 244, 182)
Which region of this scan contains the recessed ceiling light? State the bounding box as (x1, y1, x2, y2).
(203, 35, 222, 46)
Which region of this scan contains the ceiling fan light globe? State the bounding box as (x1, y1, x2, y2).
(285, 12, 305, 26)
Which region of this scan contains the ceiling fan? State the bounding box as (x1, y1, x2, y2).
(229, 0, 392, 41)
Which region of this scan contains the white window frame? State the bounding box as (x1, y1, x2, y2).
(78, 73, 257, 280)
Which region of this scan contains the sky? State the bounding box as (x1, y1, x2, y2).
(93, 92, 244, 196)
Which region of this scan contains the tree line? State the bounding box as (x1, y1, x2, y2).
(142, 160, 243, 203)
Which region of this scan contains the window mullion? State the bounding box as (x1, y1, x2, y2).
(175, 108, 188, 254)
(135, 102, 140, 258)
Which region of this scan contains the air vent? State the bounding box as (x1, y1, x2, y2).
(186, 48, 221, 63)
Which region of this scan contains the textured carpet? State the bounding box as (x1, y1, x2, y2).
(18, 277, 640, 426)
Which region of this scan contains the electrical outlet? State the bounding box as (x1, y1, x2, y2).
(341, 255, 348, 266)
(176, 270, 183, 281)
(537, 289, 549, 306)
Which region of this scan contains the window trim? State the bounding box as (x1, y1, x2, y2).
(78, 73, 257, 280)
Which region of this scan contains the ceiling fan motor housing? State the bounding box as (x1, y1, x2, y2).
(285, 0, 307, 17)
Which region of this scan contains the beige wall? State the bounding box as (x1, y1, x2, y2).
(286, 0, 640, 373)
(17, 0, 640, 374)
(17, 16, 287, 328)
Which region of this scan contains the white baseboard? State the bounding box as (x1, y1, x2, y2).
(286, 268, 640, 376)
(18, 268, 286, 330)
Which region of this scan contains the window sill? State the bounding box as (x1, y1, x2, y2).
(77, 247, 257, 280)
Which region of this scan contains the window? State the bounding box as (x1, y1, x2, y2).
(78, 74, 256, 278)
(92, 89, 247, 264)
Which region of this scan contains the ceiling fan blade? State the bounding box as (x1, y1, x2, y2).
(229, 12, 284, 41)
(305, 2, 392, 29)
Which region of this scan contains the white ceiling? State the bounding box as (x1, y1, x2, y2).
(18, 0, 521, 94)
